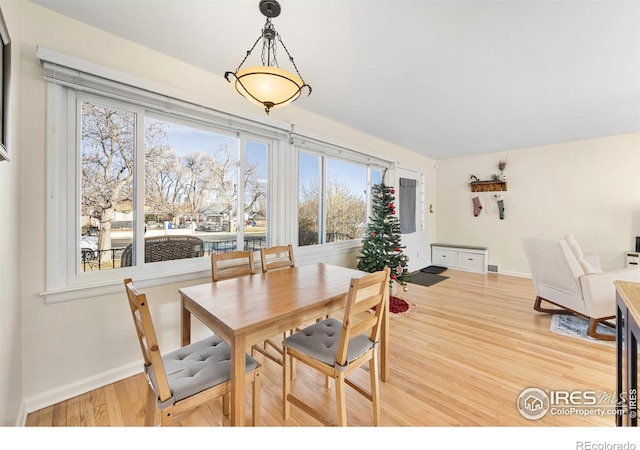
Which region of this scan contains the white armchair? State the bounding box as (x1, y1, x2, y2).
(520, 234, 640, 340)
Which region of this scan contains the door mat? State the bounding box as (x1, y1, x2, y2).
(408, 271, 449, 287)
(419, 265, 448, 274)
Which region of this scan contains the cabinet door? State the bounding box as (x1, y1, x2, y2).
(433, 248, 457, 267)
(459, 252, 484, 272)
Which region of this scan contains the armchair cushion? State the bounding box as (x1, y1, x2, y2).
(579, 268, 640, 318)
(565, 234, 601, 274)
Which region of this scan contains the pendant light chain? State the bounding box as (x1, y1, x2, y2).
(276, 33, 308, 85)
(234, 35, 262, 74)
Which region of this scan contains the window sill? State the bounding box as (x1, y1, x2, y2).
(41, 268, 211, 304)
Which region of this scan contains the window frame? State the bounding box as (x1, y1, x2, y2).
(295, 140, 388, 247)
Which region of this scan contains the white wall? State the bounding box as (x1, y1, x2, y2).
(0, 1, 22, 426)
(10, 1, 435, 416)
(436, 133, 640, 276)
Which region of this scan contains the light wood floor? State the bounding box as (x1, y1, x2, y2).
(25, 269, 619, 427)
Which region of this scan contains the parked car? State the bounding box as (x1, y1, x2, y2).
(81, 236, 98, 261)
(196, 222, 220, 232)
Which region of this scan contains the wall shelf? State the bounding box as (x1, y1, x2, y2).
(469, 181, 508, 192)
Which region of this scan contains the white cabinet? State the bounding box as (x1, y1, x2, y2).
(431, 244, 488, 274)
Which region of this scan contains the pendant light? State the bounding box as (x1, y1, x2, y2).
(224, 1, 312, 114)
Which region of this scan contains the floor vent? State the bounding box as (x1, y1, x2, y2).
(488, 264, 499, 273)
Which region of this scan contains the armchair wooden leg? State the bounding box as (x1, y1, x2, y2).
(534, 296, 572, 314)
(587, 317, 616, 341)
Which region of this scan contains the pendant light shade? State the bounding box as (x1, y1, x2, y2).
(225, 1, 311, 114)
(232, 66, 304, 111)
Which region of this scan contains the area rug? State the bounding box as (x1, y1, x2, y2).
(370, 295, 417, 318)
(408, 271, 449, 287)
(419, 265, 448, 274)
(549, 314, 615, 346)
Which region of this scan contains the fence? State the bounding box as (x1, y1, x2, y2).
(81, 236, 268, 271)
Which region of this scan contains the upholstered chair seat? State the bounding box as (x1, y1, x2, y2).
(147, 335, 258, 405)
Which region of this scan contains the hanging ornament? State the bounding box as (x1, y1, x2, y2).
(395, 247, 401, 252)
(371, 231, 377, 237)
(406, 255, 410, 262)
(391, 209, 396, 215)
(383, 218, 388, 224)
(391, 189, 395, 194)
(391, 274, 396, 280)
(396, 264, 403, 274)
(388, 203, 394, 208)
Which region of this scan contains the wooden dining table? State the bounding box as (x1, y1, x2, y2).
(179, 262, 390, 426)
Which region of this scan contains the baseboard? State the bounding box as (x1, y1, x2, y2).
(21, 361, 142, 422)
(495, 270, 531, 279)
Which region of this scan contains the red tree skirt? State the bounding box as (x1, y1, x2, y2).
(370, 295, 417, 318)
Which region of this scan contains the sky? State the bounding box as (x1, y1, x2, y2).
(156, 117, 374, 201)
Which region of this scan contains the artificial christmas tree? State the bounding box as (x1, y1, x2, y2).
(357, 181, 411, 289)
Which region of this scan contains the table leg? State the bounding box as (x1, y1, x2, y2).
(616, 301, 624, 426)
(627, 319, 638, 426)
(180, 295, 191, 346)
(230, 333, 246, 426)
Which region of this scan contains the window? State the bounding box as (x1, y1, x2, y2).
(76, 98, 269, 274)
(297, 146, 386, 247)
(38, 47, 391, 302)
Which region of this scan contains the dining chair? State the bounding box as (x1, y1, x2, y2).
(259, 244, 295, 273)
(251, 244, 296, 370)
(282, 266, 390, 426)
(123, 278, 261, 426)
(211, 250, 256, 282)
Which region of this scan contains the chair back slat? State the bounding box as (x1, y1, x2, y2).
(260, 244, 295, 273)
(123, 278, 172, 402)
(211, 250, 255, 281)
(336, 267, 390, 366)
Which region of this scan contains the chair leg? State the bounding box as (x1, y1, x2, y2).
(587, 317, 616, 341)
(370, 354, 381, 426)
(335, 373, 347, 427)
(283, 347, 291, 420)
(222, 392, 230, 418)
(144, 385, 156, 426)
(252, 371, 261, 426)
(160, 406, 175, 426)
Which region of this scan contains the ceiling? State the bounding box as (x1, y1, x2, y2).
(30, 0, 640, 160)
